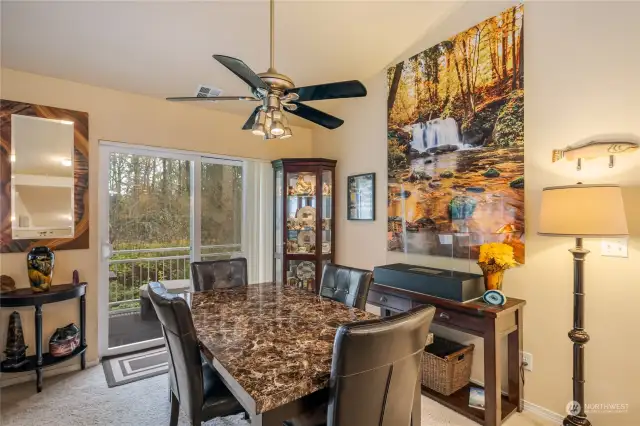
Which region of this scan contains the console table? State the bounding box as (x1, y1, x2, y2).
(0, 283, 87, 392)
(367, 282, 525, 426)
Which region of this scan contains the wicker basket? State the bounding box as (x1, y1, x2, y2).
(421, 336, 474, 396)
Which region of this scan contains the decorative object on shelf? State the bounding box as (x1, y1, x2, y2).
(2, 311, 28, 369)
(27, 246, 55, 293)
(468, 386, 486, 410)
(72, 270, 80, 286)
(322, 242, 331, 254)
(49, 323, 81, 357)
(296, 206, 316, 227)
(296, 261, 315, 281)
(347, 173, 375, 220)
(477, 243, 517, 291)
(297, 230, 315, 249)
(294, 175, 314, 195)
(286, 240, 299, 253)
(0, 275, 16, 293)
(322, 182, 332, 196)
(538, 183, 628, 426)
(386, 5, 525, 264)
(552, 140, 639, 170)
(0, 99, 89, 254)
(322, 218, 331, 231)
(482, 289, 507, 306)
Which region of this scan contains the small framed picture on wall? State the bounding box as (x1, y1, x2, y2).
(347, 173, 375, 220)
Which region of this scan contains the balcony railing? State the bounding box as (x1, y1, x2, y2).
(108, 244, 242, 311)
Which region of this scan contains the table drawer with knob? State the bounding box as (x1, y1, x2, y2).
(433, 307, 485, 335)
(368, 289, 412, 312)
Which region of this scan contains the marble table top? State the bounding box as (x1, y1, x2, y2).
(191, 282, 377, 414)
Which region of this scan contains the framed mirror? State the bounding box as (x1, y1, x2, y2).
(11, 115, 75, 239)
(1, 100, 89, 253)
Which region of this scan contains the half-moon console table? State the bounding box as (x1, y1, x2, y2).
(0, 283, 87, 392)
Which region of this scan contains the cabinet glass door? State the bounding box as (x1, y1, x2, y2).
(321, 170, 332, 255)
(274, 169, 283, 284)
(285, 171, 316, 290)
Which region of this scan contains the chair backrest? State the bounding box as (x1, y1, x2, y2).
(147, 282, 203, 420)
(327, 305, 436, 426)
(319, 264, 372, 310)
(190, 258, 248, 291)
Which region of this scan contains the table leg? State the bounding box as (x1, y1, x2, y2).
(412, 374, 421, 426)
(484, 318, 501, 426)
(508, 308, 523, 412)
(251, 410, 282, 426)
(80, 293, 86, 369)
(35, 304, 43, 393)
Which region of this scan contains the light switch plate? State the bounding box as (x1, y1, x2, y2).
(601, 238, 628, 258)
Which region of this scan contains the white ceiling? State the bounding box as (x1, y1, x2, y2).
(1, 1, 459, 128)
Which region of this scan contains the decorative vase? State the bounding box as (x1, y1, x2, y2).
(483, 269, 505, 291)
(2, 311, 28, 369)
(27, 246, 55, 293)
(49, 323, 80, 357)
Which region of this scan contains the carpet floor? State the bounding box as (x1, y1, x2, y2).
(0, 366, 554, 426)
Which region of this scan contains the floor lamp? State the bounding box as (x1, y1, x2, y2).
(538, 184, 628, 426)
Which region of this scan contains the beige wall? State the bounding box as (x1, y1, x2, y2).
(314, 1, 640, 424)
(0, 68, 313, 383)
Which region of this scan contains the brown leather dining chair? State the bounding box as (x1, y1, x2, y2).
(319, 264, 373, 310)
(285, 305, 436, 426)
(147, 282, 244, 426)
(190, 258, 248, 291)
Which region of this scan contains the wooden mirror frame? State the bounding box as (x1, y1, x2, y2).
(0, 100, 89, 253)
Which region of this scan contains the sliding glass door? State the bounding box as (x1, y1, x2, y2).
(98, 144, 249, 357)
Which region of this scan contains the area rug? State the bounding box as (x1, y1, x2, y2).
(102, 346, 168, 388)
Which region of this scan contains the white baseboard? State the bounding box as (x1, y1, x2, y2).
(523, 400, 564, 425)
(0, 359, 100, 388)
(467, 380, 564, 425)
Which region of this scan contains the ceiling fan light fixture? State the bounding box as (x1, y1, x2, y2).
(270, 120, 285, 136)
(252, 123, 266, 136)
(252, 109, 268, 136)
(280, 127, 293, 139)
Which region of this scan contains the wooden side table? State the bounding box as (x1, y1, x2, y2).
(368, 282, 525, 426)
(0, 283, 87, 392)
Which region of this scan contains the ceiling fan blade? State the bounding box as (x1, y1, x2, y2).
(286, 102, 344, 129)
(213, 55, 269, 92)
(242, 106, 261, 130)
(166, 96, 259, 102)
(287, 80, 367, 102)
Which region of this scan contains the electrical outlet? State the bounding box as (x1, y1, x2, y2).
(601, 238, 628, 258)
(522, 352, 533, 371)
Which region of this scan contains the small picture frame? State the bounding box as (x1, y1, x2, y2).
(347, 173, 375, 221)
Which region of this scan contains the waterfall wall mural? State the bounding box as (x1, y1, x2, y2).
(386, 5, 525, 263)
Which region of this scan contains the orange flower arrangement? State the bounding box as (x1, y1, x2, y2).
(477, 243, 517, 291)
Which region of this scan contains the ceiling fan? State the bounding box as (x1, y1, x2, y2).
(167, 0, 367, 139)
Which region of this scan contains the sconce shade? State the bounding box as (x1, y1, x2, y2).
(538, 184, 628, 237)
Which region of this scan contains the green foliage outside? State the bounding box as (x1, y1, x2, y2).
(108, 153, 242, 311)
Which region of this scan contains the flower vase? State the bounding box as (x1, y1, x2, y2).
(483, 269, 504, 291)
(27, 246, 55, 293)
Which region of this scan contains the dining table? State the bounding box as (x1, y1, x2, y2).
(191, 282, 426, 426)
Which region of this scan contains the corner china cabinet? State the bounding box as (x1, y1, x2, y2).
(272, 158, 336, 293)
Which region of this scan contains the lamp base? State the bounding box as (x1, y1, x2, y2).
(563, 415, 591, 426)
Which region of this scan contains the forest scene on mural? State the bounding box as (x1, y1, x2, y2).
(387, 5, 525, 263)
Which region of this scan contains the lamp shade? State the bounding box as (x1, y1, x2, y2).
(538, 184, 628, 237)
